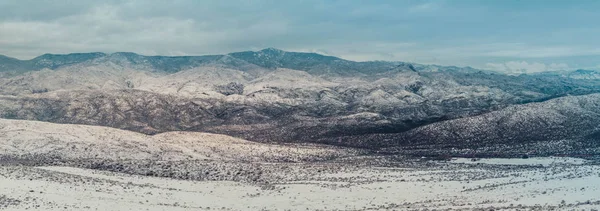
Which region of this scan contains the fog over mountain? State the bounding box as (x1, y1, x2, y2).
(1, 48, 600, 158)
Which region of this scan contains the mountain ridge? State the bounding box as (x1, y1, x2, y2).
(2, 48, 596, 76)
(0, 48, 500, 75)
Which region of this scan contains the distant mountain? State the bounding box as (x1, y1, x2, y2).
(229, 48, 397, 76)
(32, 52, 107, 69)
(534, 69, 600, 80)
(0, 54, 34, 73)
(0, 48, 476, 76)
(0, 52, 230, 74)
(0, 53, 107, 74)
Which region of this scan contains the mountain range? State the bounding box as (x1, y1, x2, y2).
(1, 48, 600, 158)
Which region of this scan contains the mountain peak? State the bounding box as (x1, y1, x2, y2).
(260, 47, 285, 53)
(256, 48, 286, 58)
(110, 52, 141, 57)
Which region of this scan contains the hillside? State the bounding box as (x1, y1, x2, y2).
(0, 118, 351, 163)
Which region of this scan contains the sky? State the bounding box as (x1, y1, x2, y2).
(1, 0, 599, 73)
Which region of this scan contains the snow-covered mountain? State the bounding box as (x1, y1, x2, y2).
(1, 48, 600, 157)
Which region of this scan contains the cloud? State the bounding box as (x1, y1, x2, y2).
(0, 0, 599, 71)
(482, 46, 600, 58)
(428, 43, 600, 59)
(1, 0, 427, 59)
(0, 1, 293, 59)
(485, 61, 570, 74)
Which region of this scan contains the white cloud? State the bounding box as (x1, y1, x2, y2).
(428, 43, 600, 59)
(483, 47, 600, 58)
(0, 2, 290, 59)
(485, 61, 570, 74)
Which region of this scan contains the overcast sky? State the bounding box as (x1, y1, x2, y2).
(1, 0, 599, 72)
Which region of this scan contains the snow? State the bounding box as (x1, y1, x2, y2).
(2, 161, 600, 210)
(450, 157, 588, 166)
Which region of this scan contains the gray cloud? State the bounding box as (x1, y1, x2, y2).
(0, 1, 293, 58)
(485, 61, 570, 75)
(0, 0, 599, 71)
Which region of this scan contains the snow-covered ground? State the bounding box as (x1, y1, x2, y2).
(2, 157, 599, 210)
(1, 119, 600, 210)
(450, 157, 588, 166)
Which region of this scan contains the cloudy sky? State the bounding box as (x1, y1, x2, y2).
(1, 0, 599, 72)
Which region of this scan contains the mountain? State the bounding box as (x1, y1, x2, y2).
(0, 54, 33, 74)
(1, 48, 600, 158)
(32, 52, 107, 69)
(0, 53, 107, 74)
(0, 49, 414, 76)
(319, 93, 600, 157)
(228, 48, 403, 76)
(0, 52, 227, 74)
